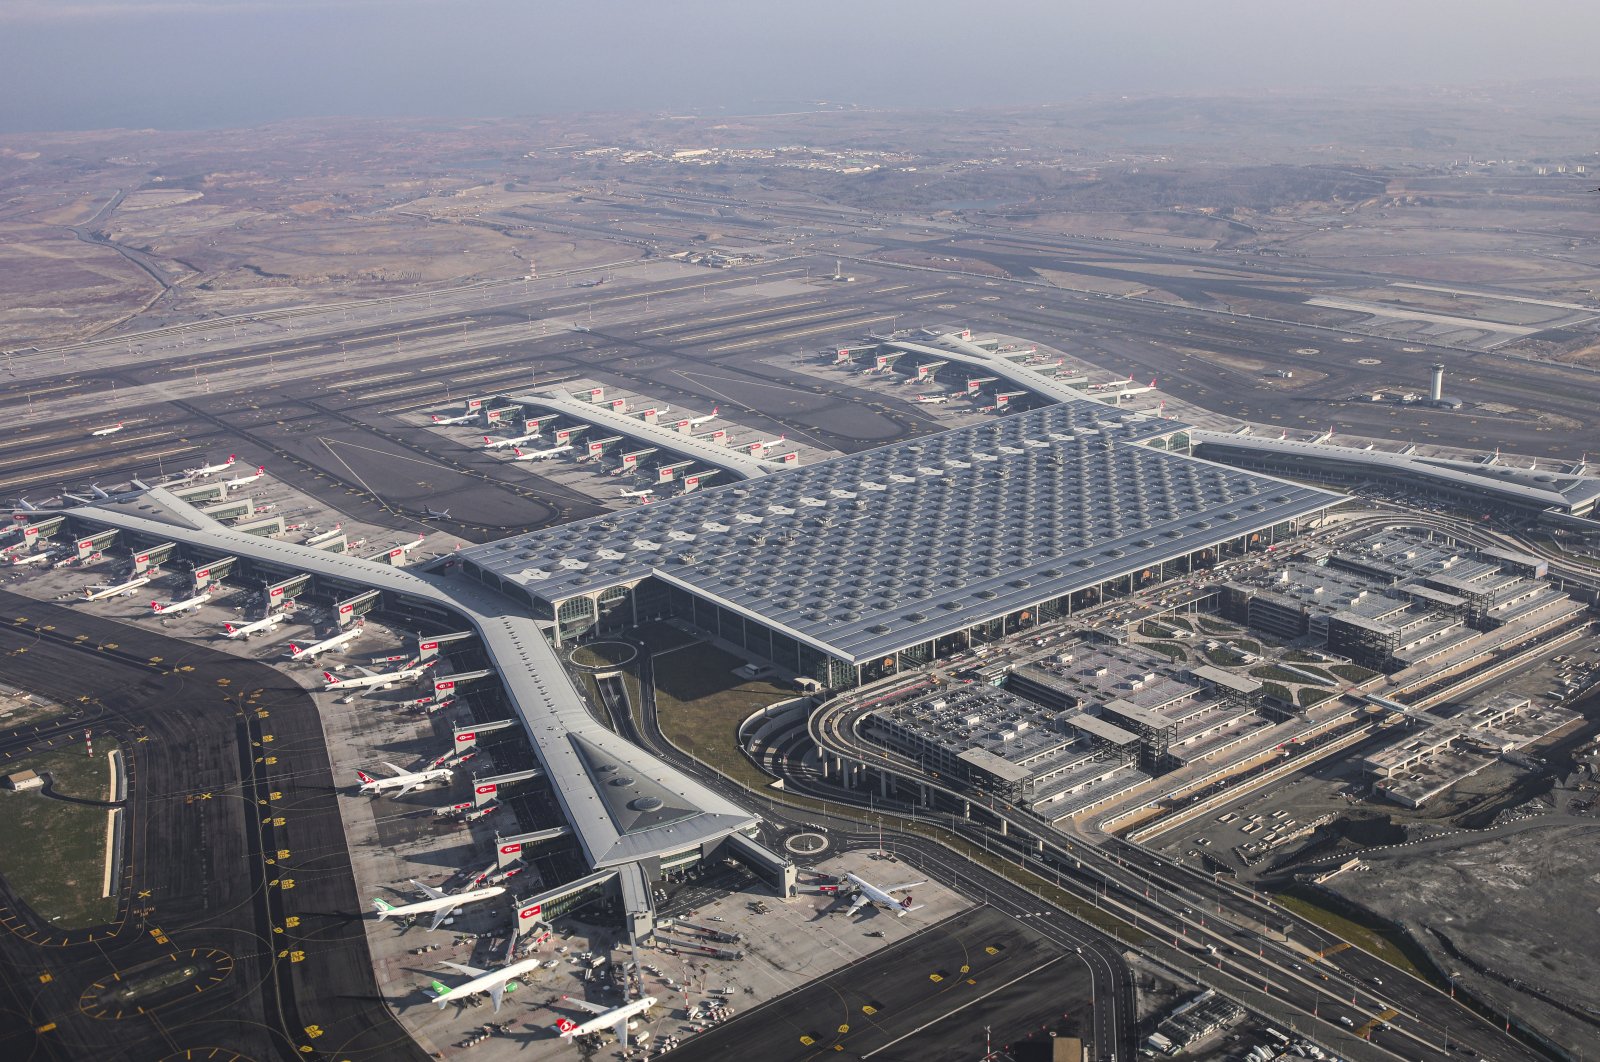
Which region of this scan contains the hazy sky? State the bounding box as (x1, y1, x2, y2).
(2, 0, 1597, 133)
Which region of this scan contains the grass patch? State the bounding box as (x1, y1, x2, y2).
(1159, 615, 1193, 631)
(1140, 640, 1189, 662)
(1251, 664, 1333, 685)
(1260, 681, 1293, 703)
(1329, 664, 1380, 683)
(1284, 650, 1326, 664)
(0, 739, 120, 928)
(1297, 688, 1335, 708)
(1274, 887, 1438, 982)
(651, 642, 793, 789)
(1232, 638, 1262, 655)
(634, 621, 698, 656)
(569, 641, 636, 669)
(1196, 617, 1234, 635)
(1201, 646, 1247, 667)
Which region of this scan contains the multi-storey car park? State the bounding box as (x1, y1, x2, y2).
(457, 400, 1342, 687)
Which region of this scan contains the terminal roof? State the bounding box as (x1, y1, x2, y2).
(464, 401, 1340, 663)
(60, 498, 757, 870)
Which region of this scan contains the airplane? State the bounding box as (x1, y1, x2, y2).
(430, 411, 479, 426)
(89, 422, 125, 437)
(150, 591, 212, 616)
(183, 455, 237, 478)
(83, 576, 151, 600)
(482, 429, 542, 450)
(843, 872, 926, 918)
(683, 405, 719, 428)
(286, 625, 363, 661)
(424, 507, 452, 520)
(618, 487, 654, 500)
(555, 995, 660, 1045)
(632, 404, 670, 418)
(354, 761, 453, 798)
(371, 879, 505, 931)
(914, 393, 955, 404)
(377, 533, 428, 563)
(223, 465, 266, 490)
(510, 444, 572, 462)
(223, 613, 288, 639)
(9, 549, 58, 567)
(321, 659, 433, 691)
(428, 956, 543, 1013)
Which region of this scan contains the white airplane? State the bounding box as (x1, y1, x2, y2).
(9, 550, 57, 567)
(618, 487, 654, 500)
(424, 507, 451, 520)
(224, 465, 266, 490)
(683, 405, 718, 428)
(371, 879, 504, 931)
(223, 613, 288, 639)
(322, 659, 433, 691)
(555, 995, 660, 1044)
(354, 762, 452, 798)
(428, 956, 543, 1013)
(510, 444, 571, 462)
(183, 454, 237, 478)
(286, 625, 363, 661)
(631, 404, 670, 418)
(378, 533, 428, 563)
(843, 872, 926, 917)
(431, 411, 479, 426)
(150, 591, 212, 616)
(482, 428, 542, 450)
(914, 393, 955, 404)
(89, 422, 125, 437)
(83, 576, 151, 601)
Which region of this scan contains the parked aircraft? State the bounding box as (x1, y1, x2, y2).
(89, 423, 125, 437)
(510, 444, 572, 462)
(286, 625, 363, 661)
(424, 508, 452, 520)
(355, 762, 452, 798)
(843, 872, 926, 917)
(431, 411, 479, 426)
(224, 465, 266, 490)
(183, 455, 237, 478)
(150, 592, 212, 616)
(482, 429, 542, 450)
(371, 879, 504, 931)
(914, 393, 955, 404)
(555, 995, 660, 1045)
(683, 406, 719, 428)
(223, 614, 288, 639)
(618, 488, 654, 500)
(321, 659, 433, 692)
(428, 956, 544, 1013)
(83, 577, 151, 600)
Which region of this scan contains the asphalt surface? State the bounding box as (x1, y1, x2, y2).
(0, 589, 426, 1062)
(669, 904, 1090, 1062)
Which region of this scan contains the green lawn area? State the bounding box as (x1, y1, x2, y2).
(1275, 887, 1436, 982)
(1139, 640, 1189, 662)
(1196, 617, 1234, 634)
(1329, 663, 1380, 683)
(633, 621, 699, 655)
(569, 641, 637, 669)
(1251, 663, 1334, 685)
(0, 739, 121, 928)
(651, 643, 794, 789)
(1260, 681, 1293, 703)
(1297, 688, 1335, 708)
(1159, 615, 1193, 631)
(1284, 649, 1326, 664)
(1200, 646, 1247, 668)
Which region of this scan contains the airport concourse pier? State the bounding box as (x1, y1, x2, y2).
(458, 400, 1342, 689)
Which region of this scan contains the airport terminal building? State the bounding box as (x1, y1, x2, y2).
(458, 400, 1343, 688)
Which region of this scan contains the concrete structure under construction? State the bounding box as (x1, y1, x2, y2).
(459, 400, 1341, 688)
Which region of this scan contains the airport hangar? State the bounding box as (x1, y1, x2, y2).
(456, 399, 1344, 689)
(53, 487, 795, 941)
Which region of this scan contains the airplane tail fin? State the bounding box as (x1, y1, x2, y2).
(372, 897, 395, 915)
(225, 623, 236, 634)
(151, 601, 164, 613)
(356, 770, 376, 784)
(322, 671, 336, 683)
(430, 978, 452, 998)
(512, 447, 523, 457)
(555, 1018, 579, 1035)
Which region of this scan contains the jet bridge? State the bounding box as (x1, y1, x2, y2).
(471, 768, 545, 806)
(495, 827, 575, 866)
(334, 588, 380, 625)
(450, 718, 520, 751)
(131, 542, 177, 573)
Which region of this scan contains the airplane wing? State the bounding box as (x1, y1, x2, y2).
(884, 881, 926, 893)
(440, 961, 487, 978)
(354, 664, 378, 678)
(380, 761, 407, 776)
(427, 904, 456, 931)
(411, 878, 447, 901)
(565, 996, 610, 1016)
(395, 778, 424, 797)
(846, 892, 870, 914)
(487, 975, 518, 1013)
